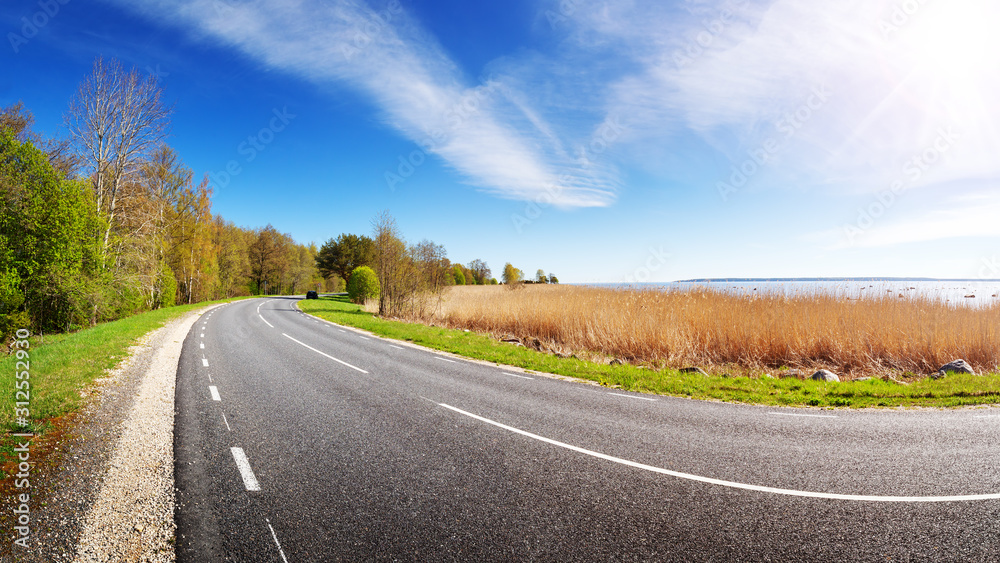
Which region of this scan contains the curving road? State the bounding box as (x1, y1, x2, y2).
(174, 296, 1000, 561)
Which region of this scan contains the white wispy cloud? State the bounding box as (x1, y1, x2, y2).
(555, 0, 1000, 221)
(112, 0, 619, 207)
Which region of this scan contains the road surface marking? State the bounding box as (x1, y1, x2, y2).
(231, 447, 261, 491)
(357, 336, 369, 340)
(259, 314, 274, 328)
(502, 372, 534, 380)
(209, 386, 221, 401)
(609, 393, 656, 402)
(438, 403, 1000, 503)
(282, 333, 369, 374)
(338, 329, 347, 333)
(200, 333, 204, 338)
(266, 518, 290, 563)
(222, 413, 231, 431)
(200, 342, 204, 349)
(389, 345, 404, 350)
(768, 412, 837, 419)
(435, 357, 457, 364)
(207, 373, 212, 383)
(202, 358, 209, 367)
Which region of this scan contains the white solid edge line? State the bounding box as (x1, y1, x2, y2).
(209, 386, 221, 401)
(281, 333, 369, 374)
(266, 518, 290, 563)
(502, 372, 534, 380)
(435, 357, 457, 364)
(608, 392, 657, 402)
(231, 447, 261, 491)
(202, 358, 209, 367)
(438, 403, 1000, 503)
(769, 412, 837, 419)
(259, 314, 274, 328)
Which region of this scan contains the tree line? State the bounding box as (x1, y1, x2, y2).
(0, 56, 559, 342)
(0, 58, 322, 340)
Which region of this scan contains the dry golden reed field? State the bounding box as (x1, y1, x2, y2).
(415, 284, 1000, 380)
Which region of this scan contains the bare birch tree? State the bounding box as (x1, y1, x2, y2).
(65, 57, 172, 258)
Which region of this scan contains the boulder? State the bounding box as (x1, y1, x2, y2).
(679, 367, 709, 376)
(811, 370, 840, 382)
(933, 359, 977, 379)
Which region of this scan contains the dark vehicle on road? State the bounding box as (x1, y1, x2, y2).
(305, 290, 318, 299)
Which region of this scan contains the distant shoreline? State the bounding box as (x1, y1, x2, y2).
(670, 278, 1000, 283)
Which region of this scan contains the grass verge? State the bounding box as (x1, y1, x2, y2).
(0, 296, 251, 477)
(300, 295, 1000, 409)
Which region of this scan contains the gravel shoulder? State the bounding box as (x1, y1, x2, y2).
(1, 306, 209, 563)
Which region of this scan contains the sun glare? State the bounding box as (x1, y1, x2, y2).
(895, 0, 1000, 80)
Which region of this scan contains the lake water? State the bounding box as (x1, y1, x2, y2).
(604, 280, 1000, 307)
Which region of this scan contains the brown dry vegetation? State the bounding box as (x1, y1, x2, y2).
(408, 284, 1000, 380)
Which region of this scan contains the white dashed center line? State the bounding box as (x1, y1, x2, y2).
(209, 386, 221, 401)
(435, 357, 457, 364)
(231, 447, 261, 491)
(200, 342, 205, 349)
(282, 333, 369, 374)
(202, 358, 209, 367)
(389, 345, 404, 350)
(222, 413, 231, 431)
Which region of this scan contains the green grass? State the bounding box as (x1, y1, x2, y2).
(0, 296, 251, 475)
(300, 296, 1000, 409)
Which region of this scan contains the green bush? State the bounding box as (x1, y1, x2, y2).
(452, 265, 466, 286)
(347, 266, 380, 304)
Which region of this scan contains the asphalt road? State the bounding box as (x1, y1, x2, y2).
(174, 296, 1000, 561)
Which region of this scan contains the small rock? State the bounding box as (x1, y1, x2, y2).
(679, 367, 709, 376)
(853, 377, 873, 382)
(937, 359, 977, 377)
(761, 373, 775, 379)
(779, 369, 802, 379)
(610, 358, 624, 366)
(811, 369, 840, 382)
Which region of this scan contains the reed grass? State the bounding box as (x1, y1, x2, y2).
(412, 285, 1000, 380)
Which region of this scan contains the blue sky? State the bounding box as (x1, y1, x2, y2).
(4, 0, 1000, 282)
